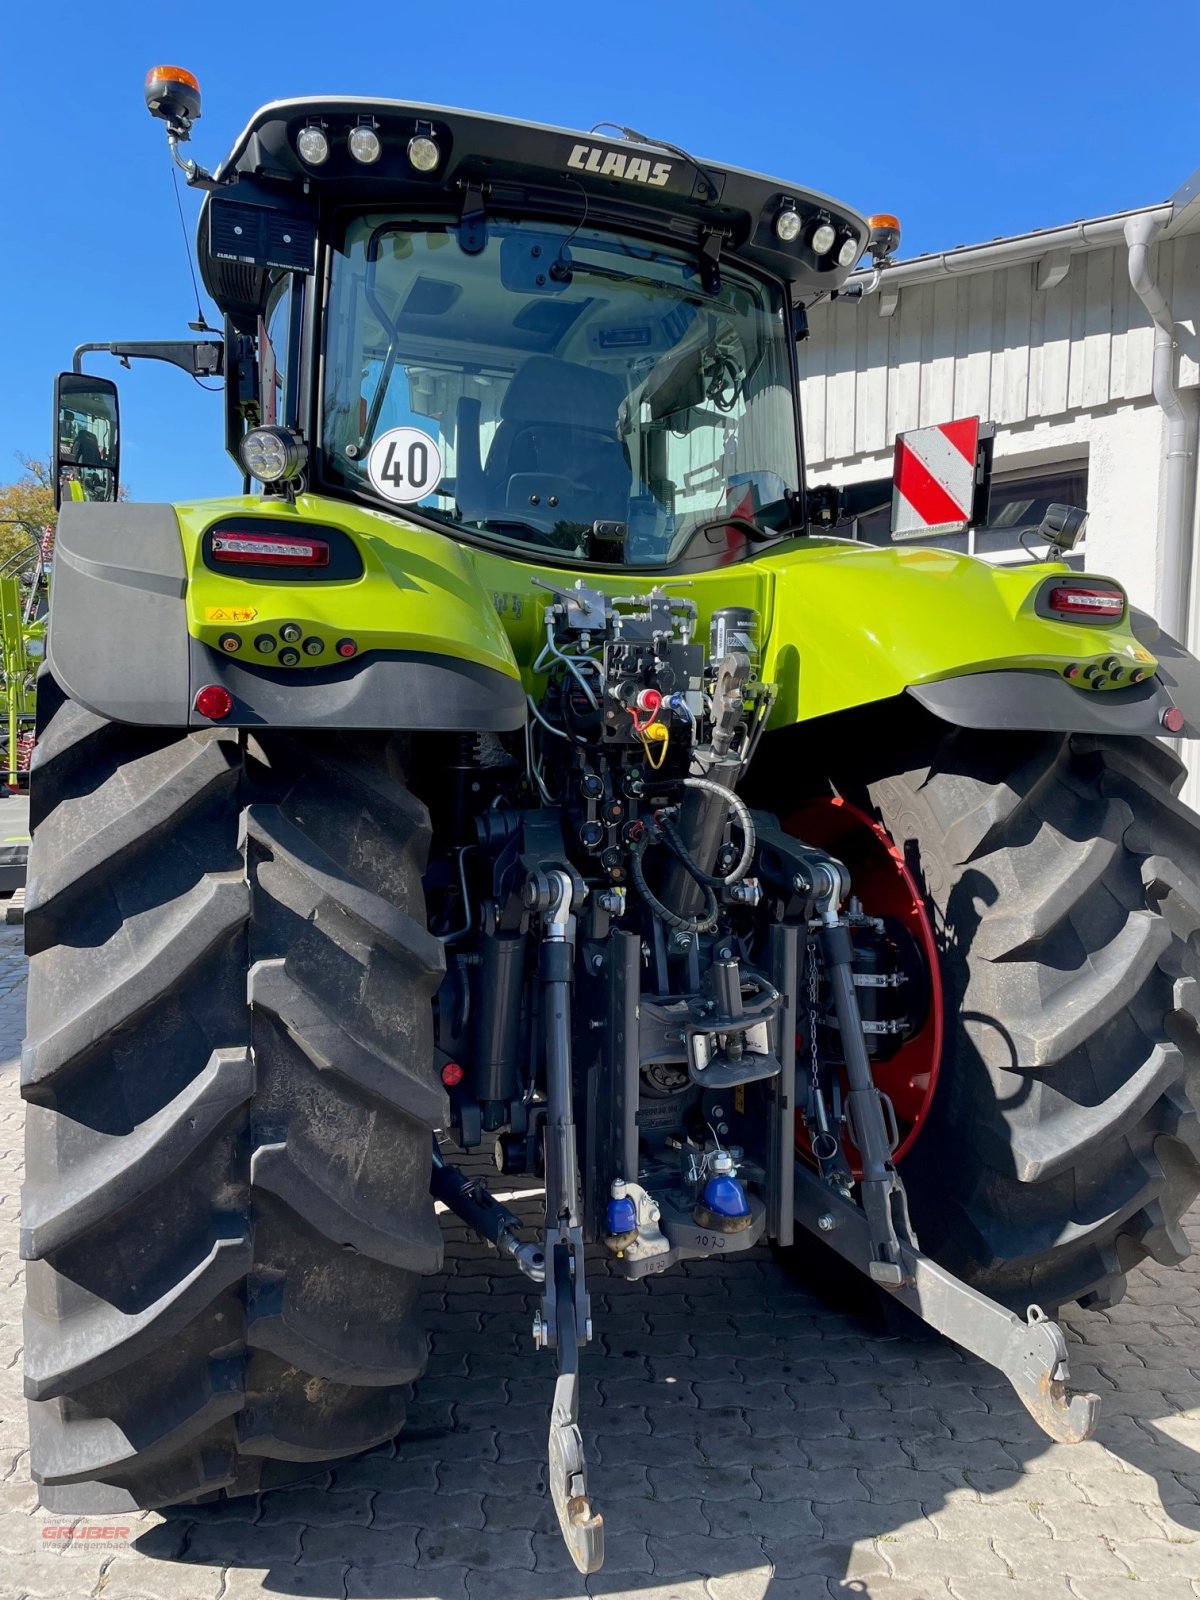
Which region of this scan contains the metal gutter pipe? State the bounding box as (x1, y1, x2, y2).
(846, 204, 1173, 294)
(1125, 213, 1200, 642)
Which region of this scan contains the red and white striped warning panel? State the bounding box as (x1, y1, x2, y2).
(890, 416, 980, 541)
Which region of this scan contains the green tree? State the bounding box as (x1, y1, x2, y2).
(0, 453, 129, 572)
(0, 455, 55, 570)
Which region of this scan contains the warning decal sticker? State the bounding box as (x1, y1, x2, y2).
(205, 606, 259, 623)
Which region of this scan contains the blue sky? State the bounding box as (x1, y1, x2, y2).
(2, 0, 1196, 503)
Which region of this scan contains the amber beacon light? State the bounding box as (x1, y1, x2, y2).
(144, 65, 202, 134)
(867, 213, 902, 262)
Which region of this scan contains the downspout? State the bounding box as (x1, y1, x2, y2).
(1125, 214, 1200, 642)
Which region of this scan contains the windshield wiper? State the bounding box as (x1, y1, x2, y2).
(475, 517, 586, 554)
(688, 498, 800, 547)
(552, 259, 717, 303)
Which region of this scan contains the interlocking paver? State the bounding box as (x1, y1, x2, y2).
(1068, 1580, 1200, 1600)
(1, 921, 1200, 1600)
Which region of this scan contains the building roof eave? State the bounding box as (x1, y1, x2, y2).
(844, 203, 1177, 296)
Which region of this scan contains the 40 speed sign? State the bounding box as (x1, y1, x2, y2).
(366, 426, 445, 505)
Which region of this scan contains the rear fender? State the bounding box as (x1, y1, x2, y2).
(760, 541, 1198, 738)
(48, 499, 526, 731)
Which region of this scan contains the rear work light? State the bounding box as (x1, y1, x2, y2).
(211, 531, 330, 567)
(1045, 584, 1125, 622)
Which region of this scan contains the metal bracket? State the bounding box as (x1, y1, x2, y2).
(529, 869, 604, 1572)
(72, 340, 224, 378)
(458, 182, 488, 255)
(547, 1244, 604, 1572)
(794, 1165, 1100, 1444)
(699, 229, 723, 294)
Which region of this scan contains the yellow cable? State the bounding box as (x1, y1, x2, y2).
(640, 723, 669, 770)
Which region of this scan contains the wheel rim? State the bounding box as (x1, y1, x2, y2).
(785, 796, 943, 1171)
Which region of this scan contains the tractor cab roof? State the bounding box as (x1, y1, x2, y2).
(199, 97, 868, 325)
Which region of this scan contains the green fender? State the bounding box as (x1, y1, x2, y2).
(757, 538, 1163, 726)
(48, 491, 1196, 738)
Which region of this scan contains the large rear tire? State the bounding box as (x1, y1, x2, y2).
(849, 726, 1200, 1313)
(21, 678, 446, 1509)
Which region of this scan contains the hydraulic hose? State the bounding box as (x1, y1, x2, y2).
(629, 829, 719, 933)
(659, 777, 756, 888)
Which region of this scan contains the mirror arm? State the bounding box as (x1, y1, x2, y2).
(807, 479, 890, 530)
(73, 342, 224, 378)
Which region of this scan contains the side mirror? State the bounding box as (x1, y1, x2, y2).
(54, 372, 120, 509)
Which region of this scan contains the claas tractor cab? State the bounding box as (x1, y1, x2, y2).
(23, 64, 1200, 1572)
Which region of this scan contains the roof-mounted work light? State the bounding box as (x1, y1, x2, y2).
(408, 123, 441, 172)
(774, 203, 802, 243)
(349, 120, 382, 164)
(297, 122, 330, 166)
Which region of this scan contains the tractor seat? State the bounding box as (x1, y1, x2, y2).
(458, 357, 630, 531)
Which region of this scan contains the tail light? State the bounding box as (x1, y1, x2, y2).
(1044, 583, 1125, 621)
(211, 531, 330, 567)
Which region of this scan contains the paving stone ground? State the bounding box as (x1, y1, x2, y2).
(2, 923, 1200, 1599)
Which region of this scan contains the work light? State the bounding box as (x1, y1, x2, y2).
(809, 221, 836, 256)
(239, 427, 308, 484)
(349, 124, 382, 164)
(836, 235, 861, 268)
(297, 124, 329, 166)
(774, 205, 802, 243)
(1039, 503, 1089, 551)
(408, 133, 441, 172)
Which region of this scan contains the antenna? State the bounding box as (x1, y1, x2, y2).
(169, 166, 217, 335)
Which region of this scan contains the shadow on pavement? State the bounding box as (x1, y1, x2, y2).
(121, 1201, 1200, 1599)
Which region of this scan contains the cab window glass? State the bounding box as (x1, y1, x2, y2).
(261, 276, 293, 427)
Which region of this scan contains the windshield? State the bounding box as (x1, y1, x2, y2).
(321, 215, 799, 564)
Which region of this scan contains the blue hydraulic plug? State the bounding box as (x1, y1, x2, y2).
(700, 1151, 750, 1219)
(606, 1178, 638, 1237)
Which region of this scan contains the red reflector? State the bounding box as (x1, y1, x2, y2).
(211, 532, 329, 566)
(1162, 706, 1186, 733)
(194, 685, 234, 720)
(336, 638, 358, 658)
(441, 1062, 465, 1087)
(1047, 585, 1125, 619)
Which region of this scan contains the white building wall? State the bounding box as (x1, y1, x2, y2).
(798, 235, 1200, 460)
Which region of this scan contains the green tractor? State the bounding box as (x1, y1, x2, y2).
(22, 65, 1200, 1571)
